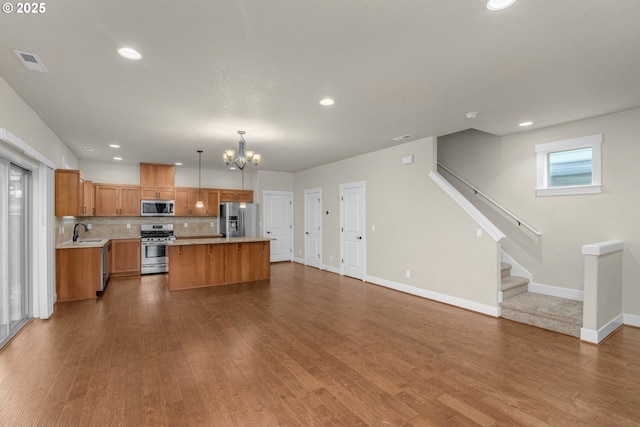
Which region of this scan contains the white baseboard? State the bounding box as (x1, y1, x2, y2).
(580, 314, 624, 344)
(292, 257, 305, 265)
(365, 275, 499, 317)
(324, 265, 341, 275)
(623, 313, 640, 328)
(529, 282, 584, 301)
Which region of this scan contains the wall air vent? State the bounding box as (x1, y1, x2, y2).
(13, 49, 48, 73)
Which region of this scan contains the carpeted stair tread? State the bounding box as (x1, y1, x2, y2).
(501, 275, 529, 291)
(501, 292, 582, 335)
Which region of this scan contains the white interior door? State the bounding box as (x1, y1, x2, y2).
(263, 191, 293, 262)
(340, 181, 365, 280)
(304, 188, 322, 268)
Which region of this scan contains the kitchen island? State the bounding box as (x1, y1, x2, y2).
(167, 237, 271, 291)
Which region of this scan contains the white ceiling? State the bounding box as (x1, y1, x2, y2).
(1, 1, 639, 172)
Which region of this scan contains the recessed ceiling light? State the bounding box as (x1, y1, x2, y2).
(113, 157, 123, 161)
(175, 162, 183, 166)
(465, 112, 478, 119)
(83, 146, 94, 152)
(486, 0, 517, 11)
(117, 47, 142, 60)
(109, 144, 120, 148)
(519, 121, 533, 127)
(319, 98, 335, 106)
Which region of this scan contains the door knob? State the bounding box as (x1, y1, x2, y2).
(356, 236, 362, 240)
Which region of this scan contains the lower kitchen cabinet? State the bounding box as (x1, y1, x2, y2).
(56, 247, 102, 301)
(111, 238, 141, 277)
(167, 239, 270, 291)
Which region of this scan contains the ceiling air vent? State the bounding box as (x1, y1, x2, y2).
(13, 49, 48, 73)
(392, 134, 414, 142)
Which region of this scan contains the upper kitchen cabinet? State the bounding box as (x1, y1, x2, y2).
(140, 163, 175, 188)
(140, 187, 175, 200)
(219, 189, 253, 203)
(175, 188, 219, 217)
(55, 169, 93, 216)
(94, 184, 140, 216)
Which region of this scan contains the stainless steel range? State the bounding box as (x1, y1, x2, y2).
(141, 224, 175, 274)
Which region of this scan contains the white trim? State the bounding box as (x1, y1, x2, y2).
(366, 274, 500, 317)
(293, 257, 305, 265)
(323, 264, 341, 275)
(580, 314, 623, 344)
(536, 184, 601, 197)
(535, 133, 603, 197)
(528, 282, 584, 301)
(0, 128, 56, 170)
(581, 240, 624, 256)
(623, 313, 640, 328)
(429, 171, 506, 243)
(535, 133, 603, 153)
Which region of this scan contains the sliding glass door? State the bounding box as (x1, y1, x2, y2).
(0, 160, 30, 347)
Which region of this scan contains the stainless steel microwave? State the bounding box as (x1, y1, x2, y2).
(140, 200, 175, 216)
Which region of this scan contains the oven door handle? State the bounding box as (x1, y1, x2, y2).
(142, 242, 169, 246)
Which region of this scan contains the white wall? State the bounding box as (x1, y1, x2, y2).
(438, 107, 640, 317)
(294, 136, 500, 310)
(0, 75, 76, 167)
(79, 159, 252, 189)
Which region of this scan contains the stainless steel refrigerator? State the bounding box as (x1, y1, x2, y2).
(219, 202, 260, 237)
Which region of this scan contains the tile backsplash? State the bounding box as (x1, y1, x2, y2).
(55, 216, 219, 245)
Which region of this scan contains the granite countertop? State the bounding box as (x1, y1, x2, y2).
(168, 237, 273, 246)
(56, 238, 111, 249)
(56, 236, 139, 249)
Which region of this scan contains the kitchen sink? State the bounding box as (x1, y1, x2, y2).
(79, 239, 105, 243)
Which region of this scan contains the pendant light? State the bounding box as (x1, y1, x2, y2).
(195, 150, 204, 208)
(239, 170, 247, 209)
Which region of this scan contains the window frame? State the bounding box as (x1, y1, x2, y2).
(535, 134, 603, 197)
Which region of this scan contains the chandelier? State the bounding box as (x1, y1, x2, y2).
(223, 130, 261, 170)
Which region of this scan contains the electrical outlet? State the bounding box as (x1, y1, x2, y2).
(405, 270, 411, 278)
(184, 223, 188, 227)
(126, 224, 131, 229)
(87, 224, 92, 230)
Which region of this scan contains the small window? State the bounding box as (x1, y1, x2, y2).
(535, 134, 602, 196)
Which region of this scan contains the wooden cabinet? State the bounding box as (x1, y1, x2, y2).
(140, 163, 175, 188)
(56, 247, 102, 301)
(219, 189, 253, 203)
(167, 245, 207, 290)
(205, 190, 220, 216)
(168, 240, 269, 291)
(175, 188, 219, 216)
(224, 241, 270, 284)
(55, 169, 84, 216)
(83, 180, 94, 216)
(140, 187, 175, 200)
(110, 239, 141, 277)
(94, 184, 140, 216)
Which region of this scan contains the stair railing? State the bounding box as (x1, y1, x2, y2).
(437, 162, 541, 237)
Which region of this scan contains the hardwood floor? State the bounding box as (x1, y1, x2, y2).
(1, 262, 640, 426)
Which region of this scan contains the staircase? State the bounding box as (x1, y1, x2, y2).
(500, 263, 583, 337)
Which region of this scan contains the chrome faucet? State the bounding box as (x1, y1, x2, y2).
(72, 223, 88, 242)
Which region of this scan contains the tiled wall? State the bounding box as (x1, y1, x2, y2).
(55, 216, 219, 245)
